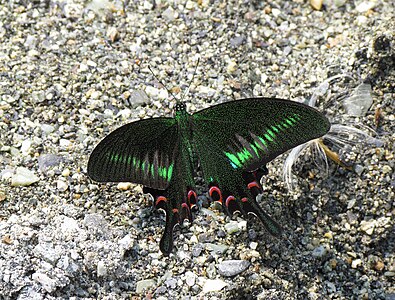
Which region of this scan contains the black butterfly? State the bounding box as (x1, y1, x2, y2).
(88, 97, 330, 255)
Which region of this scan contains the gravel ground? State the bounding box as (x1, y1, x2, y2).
(0, 0, 394, 299)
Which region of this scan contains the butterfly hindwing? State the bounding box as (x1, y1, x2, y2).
(87, 117, 178, 190)
(192, 98, 330, 237)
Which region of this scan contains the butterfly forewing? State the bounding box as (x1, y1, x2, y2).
(192, 98, 330, 174)
(88, 117, 178, 190)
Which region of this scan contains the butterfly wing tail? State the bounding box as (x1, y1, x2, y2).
(160, 207, 179, 256)
(240, 197, 283, 237)
(144, 185, 195, 255)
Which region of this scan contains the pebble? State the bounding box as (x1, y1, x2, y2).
(217, 260, 250, 277)
(32, 272, 57, 293)
(354, 164, 365, 176)
(145, 86, 161, 98)
(162, 7, 177, 22)
(165, 277, 177, 289)
(250, 241, 258, 250)
(128, 90, 150, 108)
(310, 0, 323, 10)
(34, 243, 60, 265)
(61, 216, 80, 233)
(38, 154, 64, 171)
(83, 213, 109, 236)
(205, 243, 229, 254)
(184, 271, 196, 287)
(351, 258, 362, 269)
(355, 1, 376, 12)
(136, 279, 156, 293)
(20, 140, 32, 156)
(61, 168, 70, 177)
(360, 220, 376, 235)
(57, 180, 69, 192)
(224, 221, 240, 234)
(326, 281, 336, 293)
(11, 167, 39, 187)
(59, 139, 71, 148)
(312, 245, 328, 258)
(97, 260, 107, 277)
(201, 279, 227, 293)
(117, 182, 132, 190)
(192, 243, 204, 257)
(230, 36, 245, 48)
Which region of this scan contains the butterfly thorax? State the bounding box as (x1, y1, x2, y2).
(174, 102, 197, 183)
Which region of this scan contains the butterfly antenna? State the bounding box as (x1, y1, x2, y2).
(181, 58, 200, 102)
(147, 65, 178, 102)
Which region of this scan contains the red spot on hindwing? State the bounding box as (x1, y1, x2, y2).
(187, 190, 197, 207)
(247, 181, 260, 190)
(209, 186, 223, 203)
(225, 195, 236, 207)
(155, 196, 167, 206)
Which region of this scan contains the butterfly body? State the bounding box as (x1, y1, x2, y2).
(88, 97, 330, 255)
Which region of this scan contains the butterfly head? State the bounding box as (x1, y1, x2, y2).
(175, 102, 187, 112)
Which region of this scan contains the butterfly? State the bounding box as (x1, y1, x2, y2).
(87, 97, 330, 255)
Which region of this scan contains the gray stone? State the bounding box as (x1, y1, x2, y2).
(217, 260, 250, 277)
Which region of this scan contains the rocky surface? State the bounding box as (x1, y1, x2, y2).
(0, 0, 394, 299)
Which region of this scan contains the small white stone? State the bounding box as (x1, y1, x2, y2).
(119, 234, 133, 249)
(185, 271, 196, 287)
(87, 60, 97, 68)
(117, 182, 132, 190)
(356, 15, 368, 25)
(97, 260, 107, 277)
(271, 8, 281, 18)
(21, 140, 32, 156)
(90, 90, 101, 99)
(78, 63, 89, 72)
(145, 86, 160, 97)
(136, 279, 156, 293)
(61, 216, 80, 232)
(190, 235, 198, 244)
(62, 168, 70, 177)
(382, 165, 392, 174)
(11, 167, 39, 186)
(57, 180, 68, 192)
(143, 0, 153, 10)
(250, 242, 258, 250)
(260, 73, 268, 84)
(202, 279, 227, 293)
(226, 60, 237, 74)
(224, 221, 240, 234)
(360, 220, 376, 235)
(185, 1, 195, 10)
(41, 124, 55, 134)
(351, 258, 362, 269)
(59, 139, 71, 148)
(32, 272, 57, 293)
(355, 1, 376, 13)
(197, 85, 216, 97)
(238, 220, 247, 231)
